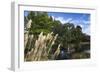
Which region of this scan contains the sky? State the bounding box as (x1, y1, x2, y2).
(24, 11, 90, 35)
(48, 12, 90, 35)
(24, 11, 29, 17)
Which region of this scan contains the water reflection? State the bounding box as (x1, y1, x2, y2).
(56, 46, 90, 60)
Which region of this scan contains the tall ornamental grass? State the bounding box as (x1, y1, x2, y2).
(24, 19, 61, 61)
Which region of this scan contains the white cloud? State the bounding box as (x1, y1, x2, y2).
(51, 16, 55, 20)
(75, 24, 83, 28)
(51, 15, 90, 35)
(52, 16, 72, 24)
(74, 23, 90, 35)
(70, 20, 90, 35)
(83, 25, 90, 35)
(83, 20, 90, 24)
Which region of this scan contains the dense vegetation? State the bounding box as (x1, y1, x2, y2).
(24, 11, 90, 61)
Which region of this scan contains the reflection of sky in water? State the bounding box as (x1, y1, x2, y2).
(61, 51, 64, 54)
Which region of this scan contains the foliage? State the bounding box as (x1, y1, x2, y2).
(24, 11, 90, 60)
(26, 11, 53, 35)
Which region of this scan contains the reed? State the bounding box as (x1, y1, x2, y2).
(25, 32, 61, 61)
(24, 19, 61, 61)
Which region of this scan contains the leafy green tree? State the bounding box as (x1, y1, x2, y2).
(52, 23, 75, 50)
(72, 25, 83, 52)
(27, 11, 54, 35)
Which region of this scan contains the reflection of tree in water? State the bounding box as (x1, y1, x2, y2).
(56, 47, 70, 60)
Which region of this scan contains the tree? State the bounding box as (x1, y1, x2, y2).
(26, 11, 54, 35)
(52, 23, 75, 50)
(72, 25, 83, 52)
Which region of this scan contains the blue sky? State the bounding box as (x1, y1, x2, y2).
(24, 11, 29, 17)
(48, 12, 90, 35)
(24, 11, 90, 35)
